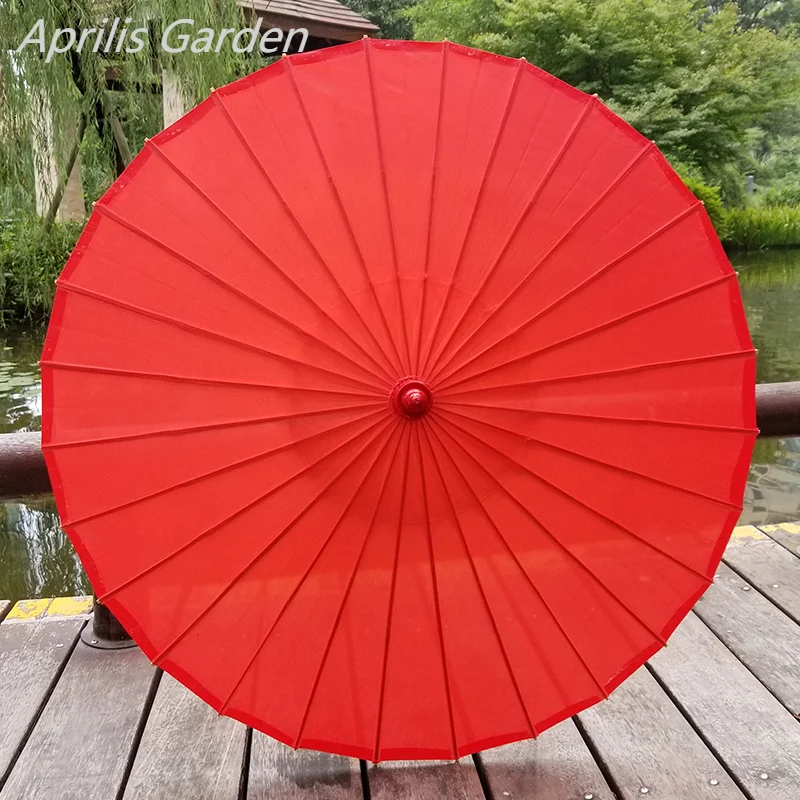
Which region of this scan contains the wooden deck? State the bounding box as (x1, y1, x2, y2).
(2, 522, 800, 799)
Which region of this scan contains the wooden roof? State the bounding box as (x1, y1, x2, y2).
(242, 0, 379, 42)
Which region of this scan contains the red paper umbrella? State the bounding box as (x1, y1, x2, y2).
(42, 40, 756, 761)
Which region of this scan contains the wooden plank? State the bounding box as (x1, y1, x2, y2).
(123, 674, 247, 799)
(479, 720, 613, 800)
(368, 759, 484, 800)
(578, 667, 745, 800)
(248, 732, 362, 800)
(649, 613, 800, 800)
(1, 640, 155, 799)
(694, 563, 800, 716)
(0, 616, 85, 782)
(724, 526, 800, 621)
(758, 522, 800, 558)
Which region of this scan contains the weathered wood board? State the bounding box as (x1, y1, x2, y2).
(0, 640, 155, 800)
(248, 732, 362, 800)
(723, 526, 800, 621)
(0, 616, 84, 784)
(479, 719, 613, 799)
(578, 666, 745, 800)
(758, 522, 800, 559)
(368, 758, 484, 800)
(122, 673, 247, 799)
(649, 613, 800, 800)
(694, 563, 800, 715)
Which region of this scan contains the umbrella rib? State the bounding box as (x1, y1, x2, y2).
(364, 38, 413, 373)
(149, 419, 395, 667)
(421, 94, 598, 379)
(414, 425, 459, 759)
(431, 196, 700, 387)
(416, 55, 524, 377)
(208, 92, 396, 385)
(436, 400, 759, 435)
(144, 138, 398, 385)
(63, 409, 386, 528)
(282, 58, 407, 377)
(93, 203, 390, 388)
(96, 416, 390, 603)
(419, 421, 538, 738)
(217, 423, 402, 715)
(436, 271, 738, 394)
(441, 406, 743, 512)
(292, 426, 406, 748)
(42, 404, 383, 450)
(55, 281, 385, 394)
(425, 418, 609, 698)
(413, 40, 449, 376)
(373, 427, 413, 762)
(439, 348, 757, 397)
(437, 411, 713, 587)
(40, 360, 385, 399)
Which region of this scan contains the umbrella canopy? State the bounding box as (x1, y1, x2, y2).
(42, 39, 756, 761)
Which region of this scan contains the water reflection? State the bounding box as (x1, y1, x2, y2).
(0, 251, 799, 598)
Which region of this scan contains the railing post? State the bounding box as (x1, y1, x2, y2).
(80, 595, 136, 649)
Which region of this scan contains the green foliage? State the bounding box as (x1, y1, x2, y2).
(763, 183, 800, 207)
(348, 0, 415, 39)
(724, 205, 800, 248)
(411, 0, 800, 191)
(0, 217, 81, 324)
(688, 179, 733, 241)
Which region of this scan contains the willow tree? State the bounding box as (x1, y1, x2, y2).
(0, 0, 264, 223)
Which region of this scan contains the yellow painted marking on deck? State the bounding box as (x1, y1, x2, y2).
(46, 596, 92, 617)
(729, 525, 767, 542)
(762, 522, 800, 535)
(6, 598, 53, 621)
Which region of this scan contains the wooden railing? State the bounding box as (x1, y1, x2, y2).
(1, 381, 799, 502)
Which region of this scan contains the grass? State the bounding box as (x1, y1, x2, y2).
(0, 217, 81, 325)
(722, 205, 800, 250)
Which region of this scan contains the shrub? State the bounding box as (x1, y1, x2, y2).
(681, 176, 731, 242)
(762, 184, 800, 208)
(0, 217, 81, 324)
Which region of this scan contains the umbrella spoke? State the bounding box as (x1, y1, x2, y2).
(217, 423, 404, 715)
(95, 416, 391, 602)
(437, 399, 758, 435)
(364, 39, 413, 373)
(435, 272, 739, 394)
(439, 348, 757, 398)
(421, 95, 599, 379)
(94, 202, 391, 388)
(429, 196, 700, 387)
(419, 421, 538, 739)
(282, 58, 407, 377)
(417, 53, 524, 377)
(40, 360, 385, 398)
(440, 405, 748, 509)
(55, 281, 386, 394)
(413, 41, 449, 376)
(292, 425, 407, 749)
(435, 410, 713, 585)
(414, 425, 459, 759)
(42, 403, 385, 450)
(374, 427, 413, 762)
(64, 409, 386, 528)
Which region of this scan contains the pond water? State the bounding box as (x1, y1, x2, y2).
(1, 250, 799, 600)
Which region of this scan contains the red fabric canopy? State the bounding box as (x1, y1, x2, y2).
(42, 39, 756, 761)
